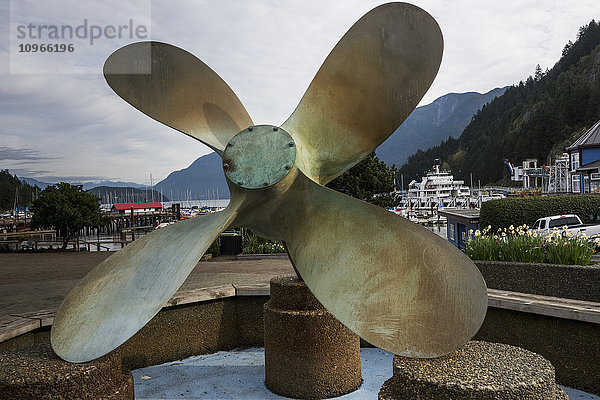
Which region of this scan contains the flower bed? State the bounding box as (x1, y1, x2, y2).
(242, 233, 285, 254)
(465, 225, 599, 266)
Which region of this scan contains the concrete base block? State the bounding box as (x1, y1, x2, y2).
(0, 343, 133, 400)
(264, 275, 362, 399)
(378, 341, 568, 400)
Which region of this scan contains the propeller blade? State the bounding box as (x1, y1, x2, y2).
(51, 203, 241, 363)
(104, 41, 253, 154)
(272, 172, 487, 357)
(282, 3, 443, 184)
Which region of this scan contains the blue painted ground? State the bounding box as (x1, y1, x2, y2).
(133, 347, 599, 400)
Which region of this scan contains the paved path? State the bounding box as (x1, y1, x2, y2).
(0, 252, 294, 316)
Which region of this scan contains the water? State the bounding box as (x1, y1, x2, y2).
(425, 223, 448, 240)
(162, 199, 230, 209)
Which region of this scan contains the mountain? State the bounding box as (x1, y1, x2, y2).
(20, 177, 52, 189)
(151, 90, 507, 198)
(88, 186, 169, 203)
(82, 181, 144, 190)
(399, 20, 600, 185)
(154, 152, 229, 200)
(19, 177, 144, 191)
(376, 87, 508, 168)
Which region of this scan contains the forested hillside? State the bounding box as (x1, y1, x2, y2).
(400, 20, 600, 184)
(0, 170, 40, 211)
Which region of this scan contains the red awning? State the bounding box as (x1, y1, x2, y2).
(112, 202, 163, 211)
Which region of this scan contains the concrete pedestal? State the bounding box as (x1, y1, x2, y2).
(378, 340, 568, 400)
(264, 274, 362, 399)
(0, 343, 133, 400)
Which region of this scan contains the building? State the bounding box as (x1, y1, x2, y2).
(566, 119, 600, 193)
(111, 202, 163, 214)
(506, 158, 550, 189)
(546, 153, 570, 193)
(437, 209, 480, 249)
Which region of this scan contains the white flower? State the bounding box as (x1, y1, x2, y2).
(474, 230, 481, 237)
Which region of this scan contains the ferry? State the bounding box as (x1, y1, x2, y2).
(406, 160, 471, 209)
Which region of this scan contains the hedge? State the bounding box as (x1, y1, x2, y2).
(479, 195, 600, 231)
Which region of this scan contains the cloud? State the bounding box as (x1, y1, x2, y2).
(0, 146, 56, 160)
(1, 0, 598, 184)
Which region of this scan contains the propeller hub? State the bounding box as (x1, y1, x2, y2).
(223, 125, 296, 189)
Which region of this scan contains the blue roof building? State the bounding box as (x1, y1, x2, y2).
(566, 120, 600, 193)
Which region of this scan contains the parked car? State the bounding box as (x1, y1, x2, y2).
(532, 214, 600, 237)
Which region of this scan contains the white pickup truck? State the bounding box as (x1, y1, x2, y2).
(532, 214, 600, 237)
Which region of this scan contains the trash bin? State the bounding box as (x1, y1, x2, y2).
(220, 234, 242, 255)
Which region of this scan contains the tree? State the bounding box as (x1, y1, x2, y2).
(326, 152, 398, 207)
(534, 64, 543, 81)
(0, 169, 39, 212)
(31, 183, 109, 249)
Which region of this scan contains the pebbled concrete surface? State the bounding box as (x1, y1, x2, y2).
(0, 343, 133, 400)
(132, 348, 600, 400)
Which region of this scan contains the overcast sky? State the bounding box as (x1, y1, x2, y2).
(1, 0, 598, 185)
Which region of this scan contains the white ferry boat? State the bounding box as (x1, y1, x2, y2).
(406, 160, 471, 208)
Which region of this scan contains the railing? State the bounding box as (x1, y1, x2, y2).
(0, 239, 129, 252)
(79, 239, 112, 251)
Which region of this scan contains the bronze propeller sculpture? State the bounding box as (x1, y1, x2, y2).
(51, 2, 488, 363)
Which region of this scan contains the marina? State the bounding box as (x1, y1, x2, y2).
(390, 160, 507, 224)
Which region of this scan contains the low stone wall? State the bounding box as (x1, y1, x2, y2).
(120, 296, 268, 371)
(475, 260, 600, 302)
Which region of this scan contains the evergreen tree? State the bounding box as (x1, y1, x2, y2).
(31, 183, 109, 249)
(327, 152, 397, 207)
(0, 170, 39, 212)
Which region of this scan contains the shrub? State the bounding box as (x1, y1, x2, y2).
(480, 195, 600, 231)
(207, 237, 220, 256)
